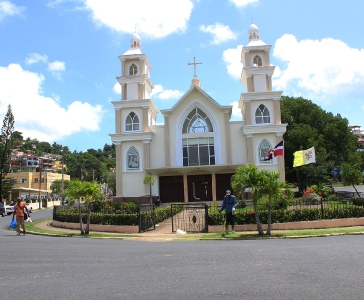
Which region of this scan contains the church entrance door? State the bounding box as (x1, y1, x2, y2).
(187, 174, 212, 202)
(159, 175, 184, 203)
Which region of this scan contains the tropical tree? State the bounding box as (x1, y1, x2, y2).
(260, 170, 293, 235)
(50, 179, 70, 198)
(281, 96, 357, 189)
(340, 162, 362, 197)
(231, 165, 265, 235)
(0, 105, 15, 199)
(143, 174, 154, 205)
(64, 180, 104, 234)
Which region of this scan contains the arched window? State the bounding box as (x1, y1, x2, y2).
(253, 55, 262, 67)
(255, 104, 270, 124)
(259, 140, 272, 164)
(127, 147, 139, 170)
(182, 107, 215, 166)
(125, 112, 139, 131)
(182, 107, 213, 133)
(129, 63, 137, 75)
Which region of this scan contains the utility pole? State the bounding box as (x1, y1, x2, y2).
(38, 158, 42, 209)
(61, 156, 64, 206)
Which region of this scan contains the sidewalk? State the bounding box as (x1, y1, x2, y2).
(34, 216, 183, 241)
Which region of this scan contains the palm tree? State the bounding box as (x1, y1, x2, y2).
(231, 165, 265, 235)
(261, 170, 292, 235)
(143, 174, 154, 205)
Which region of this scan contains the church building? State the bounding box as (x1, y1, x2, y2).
(109, 23, 287, 204)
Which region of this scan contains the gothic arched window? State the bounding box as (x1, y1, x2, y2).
(253, 55, 262, 67)
(259, 140, 272, 164)
(182, 107, 213, 133)
(129, 63, 137, 75)
(182, 107, 215, 166)
(125, 112, 139, 131)
(127, 147, 139, 170)
(255, 104, 270, 124)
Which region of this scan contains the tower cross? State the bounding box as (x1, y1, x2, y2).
(188, 57, 202, 77)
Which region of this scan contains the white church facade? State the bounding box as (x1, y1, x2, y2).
(109, 23, 287, 204)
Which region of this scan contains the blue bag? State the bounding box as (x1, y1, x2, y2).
(10, 216, 17, 230)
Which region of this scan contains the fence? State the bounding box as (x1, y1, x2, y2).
(171, 204, 208, 233)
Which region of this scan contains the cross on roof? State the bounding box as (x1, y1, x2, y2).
(188, 57, 202, 77)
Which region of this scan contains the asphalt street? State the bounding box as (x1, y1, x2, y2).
(1, 187, 364, 300)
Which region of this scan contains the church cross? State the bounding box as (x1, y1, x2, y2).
(188, 57, 202, 77)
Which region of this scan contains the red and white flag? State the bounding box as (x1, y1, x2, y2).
(264, 140, 284, 161)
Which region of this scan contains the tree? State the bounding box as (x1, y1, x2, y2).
(281, 96, 357, 190)
(340, 162, 362, 197)
(64, 180, 105, 234)
(50, 179, 70, 198)
(231, 165, 265, 235)
(143, 174, 154, 205)
(260, 170, 292, 235)
(0, 105, 15, 199)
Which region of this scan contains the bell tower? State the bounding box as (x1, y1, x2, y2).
(239, 23, 286, 181)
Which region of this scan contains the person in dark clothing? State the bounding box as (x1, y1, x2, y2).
(219, 190, 238, 235)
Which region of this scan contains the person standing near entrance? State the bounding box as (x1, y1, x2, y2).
(13, 197, 29, 235)
(219, 190, 238, 235)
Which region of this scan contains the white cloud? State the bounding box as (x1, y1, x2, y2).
(272, 34, 364, 104)
(152, 84, 184, 100)
(113, 82, 120, 94)
(48, 60, 65, 72)
(83, 0, 194, 38)
(0, 0, 25, 21)
(230, 101, 241, 119)
(229, 0, 259, 8)
(199, 23, 237, 45)
(26, 53, 49, 65)
(222, 45, 243, 79)
(0, 63, 105, 142)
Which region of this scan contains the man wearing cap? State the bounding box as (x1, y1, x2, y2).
(219, 190, 238, 236)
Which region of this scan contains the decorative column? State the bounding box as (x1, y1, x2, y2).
(246, 135, 254, 164)
(115, 143, 123, 197)
(164, 114, 171, 167)
(245, 101, 251, 125)
(115, 108, 121, 133)
(211, 173, 216, 202)
(224, 111, 232, 165)
(183, 174, 188, 203)
(143, 107, 148, 132)
(143, 141, 150, 169)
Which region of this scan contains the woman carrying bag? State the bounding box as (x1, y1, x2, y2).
(13, 197, 29, 235)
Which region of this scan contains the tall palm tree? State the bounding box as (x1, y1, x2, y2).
(261, 170, 292, 235)
(231, 165, 265, 235)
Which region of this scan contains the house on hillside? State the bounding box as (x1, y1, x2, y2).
(109, 23, 287, 204)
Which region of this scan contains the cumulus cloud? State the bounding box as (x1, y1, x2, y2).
(0, 0, 25, 21)
(83, 0, 194, 38)
(48, 60, 65, 72)
(113, 82, 121, 94)
(230, 101, 241, 119)
(199, 23, 237, 45)
(272, 34, 364, 104)
(229, 0, 259, 7)
(0, 63, 105, 142)
(26, 53, 48, 65)
(152, 84, 184, 100)
(25, 53, 66, 79)
(222, 45, 243, 79)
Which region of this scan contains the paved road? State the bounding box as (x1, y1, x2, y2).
(1, 209, 364, 299)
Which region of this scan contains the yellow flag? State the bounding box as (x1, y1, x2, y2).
(293, 147, 316, 167)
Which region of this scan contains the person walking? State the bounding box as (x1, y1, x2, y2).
(219, 190, 238, 236)
(13, 197, 29, 235)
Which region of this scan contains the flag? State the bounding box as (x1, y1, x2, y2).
(264, 140, 284, 161)
(293, 146, 316, 167)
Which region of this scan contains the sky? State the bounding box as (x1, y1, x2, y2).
(1, 0, 364, 152)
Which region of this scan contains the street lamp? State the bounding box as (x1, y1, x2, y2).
(38, 158, 42, 209)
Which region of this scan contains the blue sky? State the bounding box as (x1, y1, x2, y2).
(1, 0, 364, 152)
